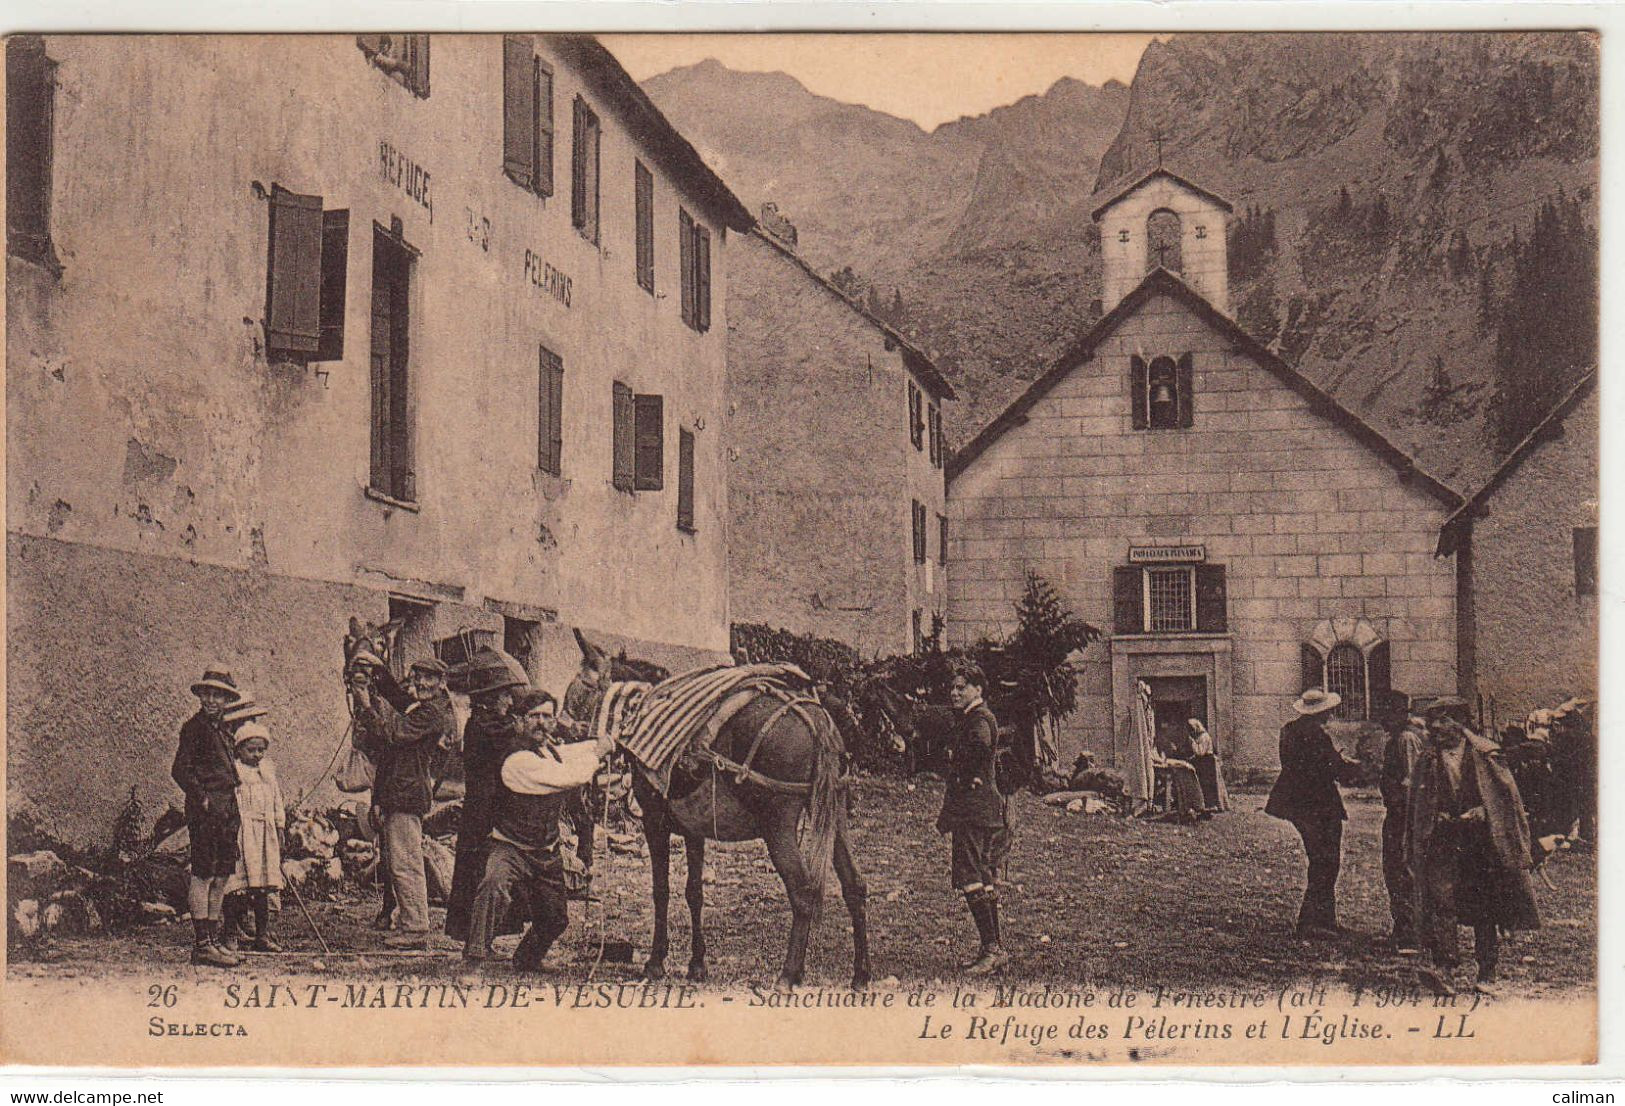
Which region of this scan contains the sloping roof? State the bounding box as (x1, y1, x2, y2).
(1090, 168, 1236, 222)
(750, 227, 956, 400)
(1436, 369, 1597, 557)
(946, 266, 1461, 510)
(553, 36, 752, 232)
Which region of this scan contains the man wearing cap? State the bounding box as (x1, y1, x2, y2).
(173, 667, 245, 967)
(1378, 703, 1426, 952)
(1408, 698, 1539, 996)
(444, 651, 528, 943)
(354, 656, 457, 949)
(1265, 688, 1363, 937)
(465, 690, 616, 969)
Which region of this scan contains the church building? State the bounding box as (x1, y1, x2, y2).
(945, 168, 1465, 771)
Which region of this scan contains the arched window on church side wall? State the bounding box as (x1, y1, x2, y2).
(1147, 209, 1183, 274)
(1326, 643, 1367, 721)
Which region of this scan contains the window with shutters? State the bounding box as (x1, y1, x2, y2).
(1131, 353, 1195, 431)
(911, 500, 927, 565)
(611, 382, 635, 492)
(1145, 566, 1194, 632)
(1114, 563, 1227, 635)
(634, 394, 664, 491)
(908, 381, 924, 449)
(938, 513, 949, 567)
(1326, 644, 1367, 721)
(927, 403, 943, 467)
(357, 34, 430, 97)
(369, 224, 417, 504)
(6, 36, 58, 273)
(635, 161, 655, 293)
(677, 428, 697, 533)
(571, 97, 600, 244)
(502, 36, 553, 198)
(537, 345, 563, 476)
(679, 208, 712, 332)
(264, 186, 349, 364)
(1574, 526, 1598, 597)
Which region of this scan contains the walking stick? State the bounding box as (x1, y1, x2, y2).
(284, 877, 332, 958)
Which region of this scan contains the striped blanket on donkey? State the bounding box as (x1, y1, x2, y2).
(593, 663, 815, 795)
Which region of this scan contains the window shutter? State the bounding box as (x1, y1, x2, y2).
(409, 34, 430, 96)
(938, 513, 948, 566)
(6, 36, 52, 259)
(635, 161, 654, 292)
(265, 185, 324, 355)
(1130, 355, 1149, 430)
(583, 108, 600, 242)
(612, 382, 635, 491)
(1112, 566, 1143, 635)
(634, 393, 664, 490)
(1367, 641, 1391, 719)
(679, 209, 695, 327)
(571, 98, 588, 229)
(912, 500, 926, 564)
(316, 210, 349, 362)
(909, 382, 923, 449)
(538, 346, 563, 475)
(1300, 644, 1324, 693)
(695, 224, 711, 330)
(677, 428, 696, 531)
(927, 404, 940, 465)
(533, 58, 554, 196)
(1194, 564, 1228, 632)
(547, 356, 564, 476)
(1177, 352, 1195, 429)
(502, 36, 535, 190)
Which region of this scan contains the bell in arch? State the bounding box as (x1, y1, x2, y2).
(1151, 380, 1176, 405)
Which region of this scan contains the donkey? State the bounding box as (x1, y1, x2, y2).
(567, 632, 872, 991)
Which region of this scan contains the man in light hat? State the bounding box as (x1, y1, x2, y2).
(1265, 688, 1363, 937)
(354, 655, 456, 949)
(1408, 697, 1539, 995)
(445, 648, 528, 943)
(172, 667, 245, 967)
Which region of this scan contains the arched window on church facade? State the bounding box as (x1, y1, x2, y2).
(1147, 209, 1183, 274)
(1325, 643, 1368, 721)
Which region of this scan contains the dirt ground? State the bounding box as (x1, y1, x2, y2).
(10, 777, 1596, 996)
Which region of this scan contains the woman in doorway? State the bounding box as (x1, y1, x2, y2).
(1186, 719, 1230, 813)
(1152, 728, 1205, 824)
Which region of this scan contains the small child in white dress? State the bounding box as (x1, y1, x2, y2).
(221, 722, 286, 952)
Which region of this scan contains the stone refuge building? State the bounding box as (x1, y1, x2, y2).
(726, 219, 956, 657)
(1438, 371, 1598, 730)
(6, 33, 750, 840)
(946, 168, 1465, 771)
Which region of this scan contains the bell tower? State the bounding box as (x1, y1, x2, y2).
(1091, 169, 1233, 316)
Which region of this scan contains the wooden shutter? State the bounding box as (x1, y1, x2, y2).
(912, 501, 926, 564)
(502, 36, 535, 190)
(533, 57, 554, 196)
(1195, 563, 1227, 632)
(677, 428, 696, 532)
(695, 224, 711, 330)
(938, 513, 948, 565)
(634, 393, 664, 490)
(1177, 353, 1195, 428)
(387, 241, 413, 500)
(635, 161, 654, 292)
(679, 208, 696, 327)
(1130, 355, 1149, 430)
(538, 346, 563, 475)
(909, 382, 923, 448)
(369, 230, 391, 490)
(1301, 644, 1324, 692)
(1366, 641, 1392, 720)
(316, 210, 349, 362)
(612, 382, 634, 490)
(1112, 566, 1143, 635)
(571, 97, 588, 228)
(408, 34, 430, 96)
(6, 37, 52, 259)
(265, 186, 324, 355)
(583, 107, 601, 242)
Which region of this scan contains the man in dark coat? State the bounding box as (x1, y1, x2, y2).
(1265, 688, 1362, 937)
(172, 666, 245, 967)
(1379, 707, 1426, 952)
(354, 656, 456, 949)
(465, 690, 616, 969)
(936, 663, 1009, 975)
(444, 657, 527, 943)
(1408, 698, 1540, 996)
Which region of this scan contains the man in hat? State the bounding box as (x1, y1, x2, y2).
(1378, 702, 1427, 952)
(173, 667, 245, 967)
(444, 650, 528, 942)
(465, 689, 616, 969)
(353, 655, 457, 949)
(1265, 688, 1363, 937)
(936, 663, 1010, 975)
(1408, 697, 1540, 996)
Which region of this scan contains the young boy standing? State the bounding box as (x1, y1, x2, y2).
(172, 666, 244, 966)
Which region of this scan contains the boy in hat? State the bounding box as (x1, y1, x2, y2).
(173, 667, 245, 966)
(1265, 688, 1363, 937)
(465, 689, 616, 969)
(936, 663, 1010, 975)
(1408, 698, 1540, 996)
(353, 655, 456, 949)
(445, 650, 528, 942)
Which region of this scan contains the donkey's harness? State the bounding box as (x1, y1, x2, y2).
(688, 682, 828, 795)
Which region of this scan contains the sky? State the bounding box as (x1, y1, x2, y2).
(601, 33, 1157, 130)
